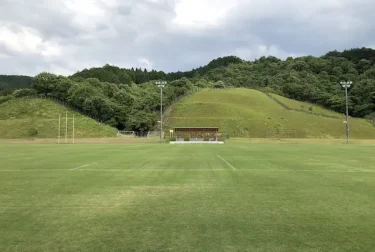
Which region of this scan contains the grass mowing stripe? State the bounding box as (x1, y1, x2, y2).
(70, 162, 98, 170)
(0, 169, 374, 173)
(79, 169, 229, 172)
(217, 154, 237, 171)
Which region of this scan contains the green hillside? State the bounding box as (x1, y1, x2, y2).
(269, 93, 345, 118)
(165, 88, 375, 138)
(0, 98, 117, 139)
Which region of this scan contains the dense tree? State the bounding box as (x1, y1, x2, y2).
(0, 75, 34, 90)
(325, 47, 375, 66)
(2, 48, 375, 131)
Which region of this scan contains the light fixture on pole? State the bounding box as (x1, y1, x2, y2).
(155, 81, 167, 143)
(340, 81, 352, 144)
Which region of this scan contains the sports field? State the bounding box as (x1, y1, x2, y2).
(0, 143, 374, 252)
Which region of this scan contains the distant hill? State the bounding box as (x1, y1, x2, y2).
(165, 88, 375, 138)
(0, 98, 117, 139)
(71, 56, 243, 84)
(2, 48, 374, 134)
(68, 48, 375, 123)
(325, 47, 375, 65)
(0, 75, 34, 91)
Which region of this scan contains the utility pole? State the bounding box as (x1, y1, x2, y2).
(155, 81, 167, 143)
(340, 81, 352, 144)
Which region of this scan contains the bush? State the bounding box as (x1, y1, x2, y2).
(169, 136, 176, 142)
(0, 95, 14, 104)
(28, 128, 38, 137)
(12, 88, 37, 98)
(204, 137, 209, 141)
(105, 117, 118, 127)
(184, 136, 190, 141)
(217, 137, 225, 142)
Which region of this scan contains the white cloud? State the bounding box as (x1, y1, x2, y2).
(0, 22, 43, 54)
(0, 22, 67, 61)
(173, 0, 238, 28)
(41, 42, 63, 58)
(0, 53, 10, 59)
(63, 0, 110, 31)
(229, 45, 301, 61)
(0, 0, 374, 75)
(138, 58, 154, 69)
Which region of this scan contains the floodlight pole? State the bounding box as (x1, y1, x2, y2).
(160, 86, 163, 143)
(340, 81, 352, 144)
(155, 81, 167, 143)
(345, 87, 349, 143)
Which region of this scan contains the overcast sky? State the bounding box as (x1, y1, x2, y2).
(0, 0, 374, 76)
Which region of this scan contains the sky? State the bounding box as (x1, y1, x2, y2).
(0, 0, 374, 76)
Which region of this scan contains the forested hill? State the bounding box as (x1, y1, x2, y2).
(71, 47, 375, 119)
(1, 47, 375, 132)
(0, 75, 34, 94)
(325, 47, 375, 65)
(71, 56, 243, 84)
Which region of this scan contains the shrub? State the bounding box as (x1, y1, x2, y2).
(0, 95, 14, 104)
(28, 128, 38, 137)
(169, 136, 176, 142)
(184, 136, 190, 141)
(217, 137, 225, 142)
(203, 137, 209, 141)
(12, 88, 38, 98)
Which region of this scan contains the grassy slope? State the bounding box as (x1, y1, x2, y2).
(0, 143, 374, 252)
(166, 88, 375, 138)
(270, 93, 345, 117)
(0, 98, 117, 139)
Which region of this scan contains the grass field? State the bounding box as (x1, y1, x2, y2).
(0, 98, 117, 139)
(166, 89, 375, 138)
(1, 143, 374, 252)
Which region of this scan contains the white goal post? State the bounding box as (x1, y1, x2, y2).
(57, 111, 75, 144)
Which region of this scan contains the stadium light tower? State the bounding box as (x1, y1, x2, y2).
(340, 81, 352, 144)
(155, 81, 167, 142)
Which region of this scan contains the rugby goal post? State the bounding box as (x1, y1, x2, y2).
(57, 111, 75, 144)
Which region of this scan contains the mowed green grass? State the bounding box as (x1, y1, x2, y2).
(269, 93, 345, 118)
(0, 143, 374, 252)
(166, 89, 375, 138)
(0, 98, 117, 139)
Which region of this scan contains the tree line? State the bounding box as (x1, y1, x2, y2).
(0, 75, 34, 95)
(1, 47, 375, 131)
(28, 74, 196, 131)
(71, 56, 243, 84)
